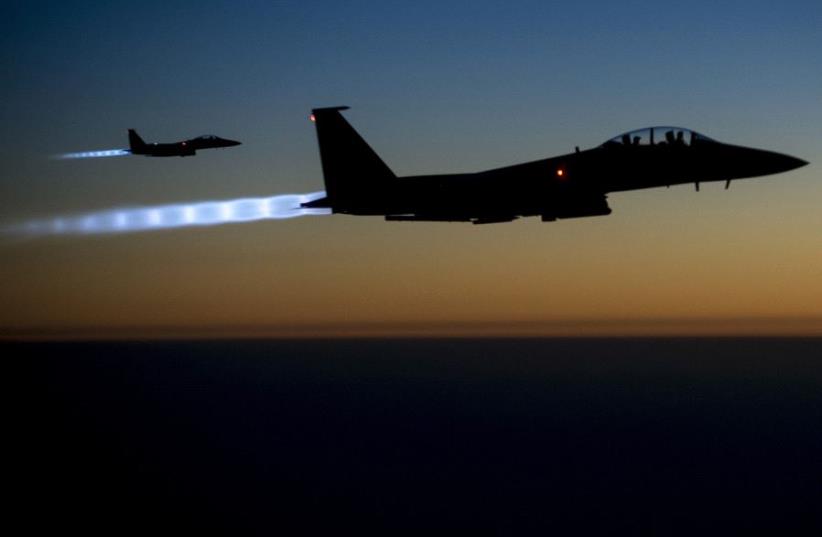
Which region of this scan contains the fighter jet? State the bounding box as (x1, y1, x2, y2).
(128, 129, 241, 157)
(302, 106, 807, 224)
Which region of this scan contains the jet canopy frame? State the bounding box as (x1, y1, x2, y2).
(601, 127, 717, 148)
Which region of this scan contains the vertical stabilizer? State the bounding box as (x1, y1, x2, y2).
(311, 107, 396, 209)
(128, 129, 146, 154)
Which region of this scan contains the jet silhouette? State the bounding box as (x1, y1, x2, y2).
(128, 129, 241, 157)
(302, 107, 807, 224)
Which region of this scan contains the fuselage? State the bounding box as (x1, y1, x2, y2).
(130, 134, 241, 157)
(337, 135, 806, 219)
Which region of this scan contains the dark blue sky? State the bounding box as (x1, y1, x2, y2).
(2, 1, 820, 335)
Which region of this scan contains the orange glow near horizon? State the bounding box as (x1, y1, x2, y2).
(3, 184, 822, 339)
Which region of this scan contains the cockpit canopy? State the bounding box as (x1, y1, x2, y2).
(196, 134, 219, 140)
(601, 127, 717, 148)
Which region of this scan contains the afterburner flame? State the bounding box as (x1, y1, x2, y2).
(54, 149, 132, 159)
(5, 191, 330, 237)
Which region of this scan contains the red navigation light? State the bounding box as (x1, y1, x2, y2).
(309, 114, 316, 122)
(556, 168, 564, 178)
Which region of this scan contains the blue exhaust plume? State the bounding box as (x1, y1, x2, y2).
(54, 149, 132, 159)
(6, 191, 330, 237)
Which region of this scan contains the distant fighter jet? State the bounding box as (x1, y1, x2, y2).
(302, 106, 807, 224)
(128, 129, 241, 157)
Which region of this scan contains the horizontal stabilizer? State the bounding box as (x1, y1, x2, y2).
(301, 196, 332, 209)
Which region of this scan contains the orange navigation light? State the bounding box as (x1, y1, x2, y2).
(556, 168, 565, 178)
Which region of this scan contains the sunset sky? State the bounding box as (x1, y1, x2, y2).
(2, 0, 821, 337)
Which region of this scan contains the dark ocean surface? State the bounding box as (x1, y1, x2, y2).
(9, 338, 822, 534)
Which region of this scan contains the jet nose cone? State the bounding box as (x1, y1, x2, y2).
(756, 151, 808, 175)
(226, 139, 242, 147)
(792, 157, 808, 169)
(779, 154, 808, 172)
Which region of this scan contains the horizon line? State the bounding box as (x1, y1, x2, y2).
(3, 316, 822, 341)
